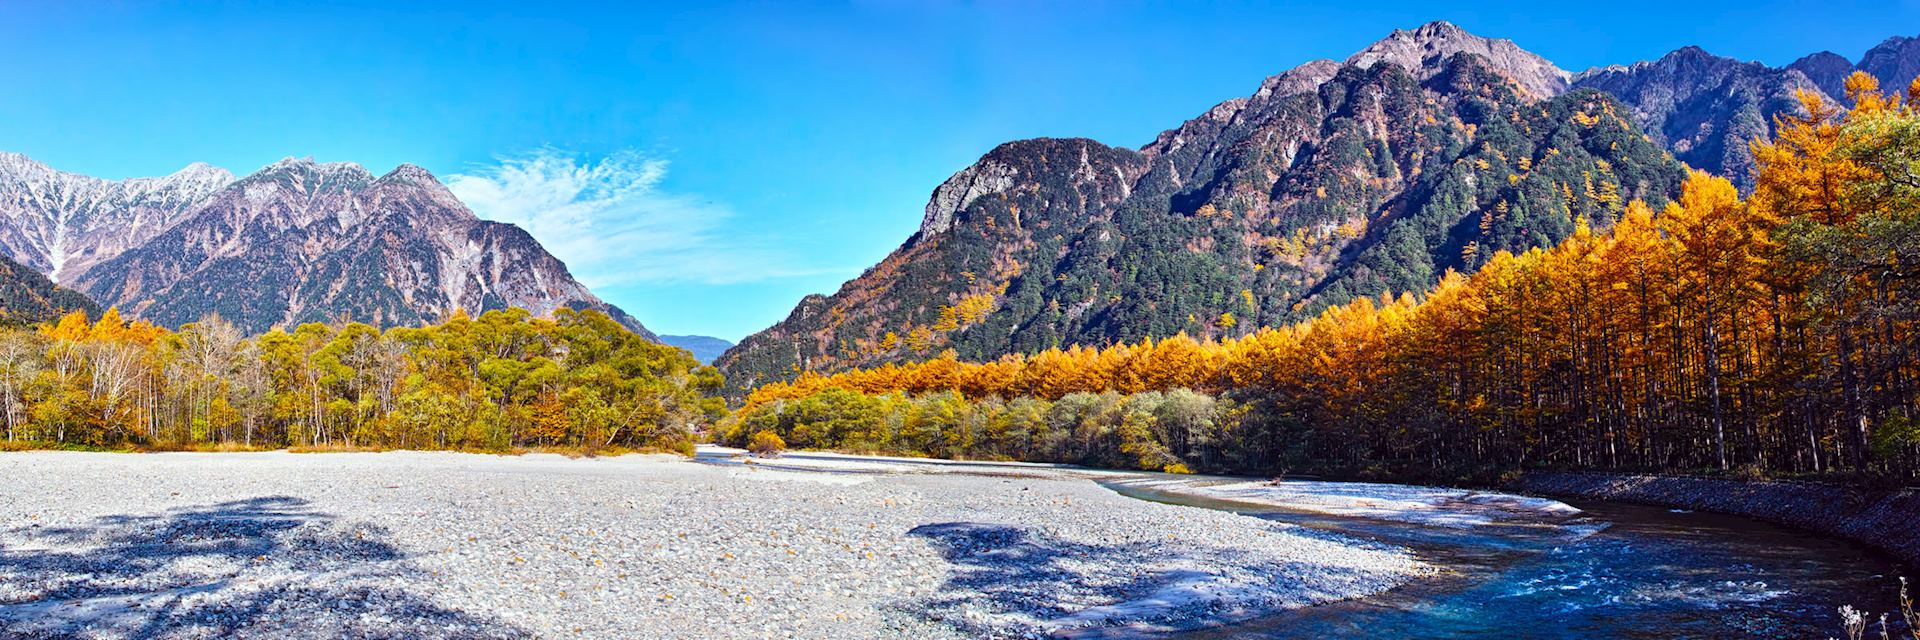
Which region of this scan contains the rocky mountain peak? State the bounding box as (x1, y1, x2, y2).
(122, 162, 236, 195)
(377, 163, 439, 185)
(239, 157, 376, 200)
(1787, 51, 1856, 101)
(367, 163, 475, 224)
(1859, 34, 1920, 96)
(170, 161, 233, 181)
(1346, 20, 1570, 99)
(255, 156, 375, 180)
(0, 151, 59, 181)
(914, 138, 1143, 243)
(1666, 46, 1760, 74)
(0, 153, 236, 280)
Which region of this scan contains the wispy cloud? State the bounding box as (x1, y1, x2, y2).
(448, 149, 820, 286)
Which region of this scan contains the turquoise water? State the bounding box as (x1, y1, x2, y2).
(1108, 482, 1905, 639)
(698, 450, 1905, 638)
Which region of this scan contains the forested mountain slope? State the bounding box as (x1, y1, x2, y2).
(719, 21, 1688, 394)
(0, 252, 98, 327)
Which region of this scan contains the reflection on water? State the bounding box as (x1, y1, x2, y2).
(1112, 482, 1906, 639)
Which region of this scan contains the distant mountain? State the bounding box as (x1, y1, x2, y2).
(1572, 47, 1824, 189)
(1857, 35, 1920, 97)
(0, 152, 232, 282)
(0, 154, 653, 339)
(1572, 32, 1920, 188)
(717, 21, 1688, 395)
(1787, 51, 1858, 103)
(0, 252, 98, 327)
(658, 335, 734, 365)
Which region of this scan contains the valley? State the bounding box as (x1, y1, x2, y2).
(1, 12, 1918, 639)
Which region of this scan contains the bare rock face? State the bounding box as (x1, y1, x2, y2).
(1787, 51, 1857, 103)
(1254, 59, 1344, 101)
(1345, 20, 1570, 100)
(918, 159, 1018, 239)
(1859, 35, 1920, 97)
(0, 155, 653, 338)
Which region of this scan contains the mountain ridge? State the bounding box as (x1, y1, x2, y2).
(1570, 32, 1920, 187)
(717, 21, 1691, 396)
(720, 24, 1920, 395)
(0, 154, 655, 339)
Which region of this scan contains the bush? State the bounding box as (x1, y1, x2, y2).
(748, 430, 786, 457)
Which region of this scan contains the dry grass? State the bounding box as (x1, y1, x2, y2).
(285, 443, 405, 454)
(511, 444, 692, 459)
(0, 440, 132, 453)
(135, 441, 274, 453)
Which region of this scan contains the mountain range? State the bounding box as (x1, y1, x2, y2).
(716, 22, 1920, 395)
(1572, 34, 1920, 188)
(0, 153, 652, 338)
(4, 21, 1914, 390)
(658, 335, 736, 365)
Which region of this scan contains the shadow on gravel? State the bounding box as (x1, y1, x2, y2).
(911, 522, 1187, 623)
(907, 521, 1390, 639)
(0, 496, 524, 639)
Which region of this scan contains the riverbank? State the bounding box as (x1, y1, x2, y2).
(1510, 472, 1920, 567)
(0, 450, 1421, 639)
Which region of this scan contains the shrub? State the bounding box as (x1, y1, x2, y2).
(1733, 463, 1769, 482)
(748, 430, 786, 457)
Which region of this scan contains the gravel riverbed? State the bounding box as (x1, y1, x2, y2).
(0, 450, 1422, 639)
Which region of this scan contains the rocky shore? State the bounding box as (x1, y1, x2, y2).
(1511, 472, 1920, 566)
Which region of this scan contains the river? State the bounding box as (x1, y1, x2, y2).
(1111, 478, 1904, 638)
(700, 449, 1906, 638)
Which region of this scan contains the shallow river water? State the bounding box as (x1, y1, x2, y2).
(1108, 479, 1906, 639)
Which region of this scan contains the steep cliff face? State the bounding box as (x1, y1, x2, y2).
(0, 156, 652, 338)
(717, 22, 1688, 395)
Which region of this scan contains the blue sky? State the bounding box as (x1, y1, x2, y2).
(3, 1, 1917, 340)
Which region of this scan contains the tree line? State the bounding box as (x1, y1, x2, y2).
(728, 74, 1920, 481)
(0, 307, 723, 452)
